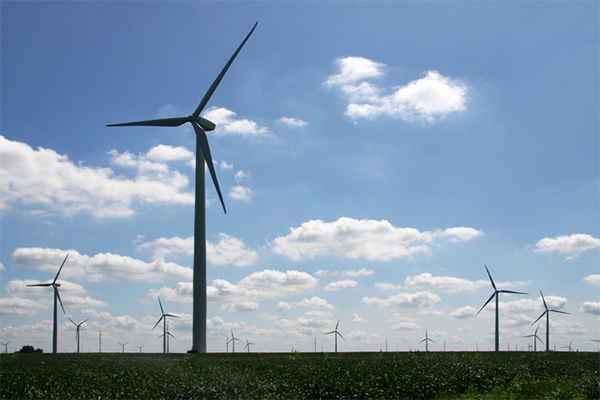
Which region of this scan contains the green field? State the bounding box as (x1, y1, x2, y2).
(1, 351, 598, 399)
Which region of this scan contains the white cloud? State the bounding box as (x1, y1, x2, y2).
(351, 313, 368, 324)
(375, 282, 403, 291)
(145, 144, 194, 162)
(535, 233, 600, 259)
(219, 160, 233, 171)
(583, 274, 600, 285)
(405, 273, 488, 293)
(202, 107, 270, 138)
(278, 117, 308, 128)
(276, 296, 335, 311)
(325, 57, 468, 124)
(0, 297, 49, 315)
(272, 217, 482, 262)
(581, 302, 600, 315)
(234, 170, 250, 184)
(449, 305, 478, 319)
(343, 268, 374, 277)
(0, 262, 5, 271)
(229, 185, 253, 201)
(0, 136, 195, 218)
(362, 291, 441, 308)
(324, 280, 358, 291)
(12, 247, 192, 282)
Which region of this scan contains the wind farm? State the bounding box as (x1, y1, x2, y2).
(532, 290, 571, 352)
(152, 297, 180, 354)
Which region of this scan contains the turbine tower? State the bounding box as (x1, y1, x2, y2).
(523, 324, 543, 352)
(419, 329, 436, 352)
(68, 318, 89, 353)
(159, 320, 176, 353)
(532, 290, 570, 352)
(152, 297, 179, 354)
(27, 254, 69, 353)
(107, 22, 258, 353)
(477, 264, 528, 352)
(325, 319, 345, 353)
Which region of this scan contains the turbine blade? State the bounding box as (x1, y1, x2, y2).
(325, 331, 334, 335)
(26, 283, 52, 287)
(430, 339, 436, 343)
(107, 117, 189, 128)
(499, 290, 528, 295)
(192, 122, 226, 213)
(477, 292, 496, 315)
(419, 338, 426, 344)
(152, 316, 164, 331)
(193, 22, 258, 117)
(338, 332, 345, 341)
(335, 319, 340, 331)
(53, 254, 69, 284)
(81, 318, 89, 325)
(56, 288, 66, 314)
(549, 309, 570, 315)
(158, 297, 165, 315)
(540, 290, 548, 310)
(531, 311, 547, 325)
(68, 317, 77, 326)
(164, 313, 180, 318)
(484, 265, 496, 290)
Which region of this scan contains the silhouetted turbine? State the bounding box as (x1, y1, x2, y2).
(561, 339, 574, 352)
(68, 317, 89, 353)
(477, 265, 528, 352)
(152, 297, 179, 354)
(419, 328, 436, 352)
(325, 319, 345, 353)
(1, 340, 10, 354)
(108, 22, 257, 353)
(532, 290, 570, 352)
(27, 254, 69, 353)
(523, 324, 543, 352)
(136, 344, 144, 353)
(117, 341, 128, 353)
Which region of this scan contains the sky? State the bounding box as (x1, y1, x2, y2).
(1, 1, 599, 354)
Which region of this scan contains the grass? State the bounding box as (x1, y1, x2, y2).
(1, 351, 598, 399)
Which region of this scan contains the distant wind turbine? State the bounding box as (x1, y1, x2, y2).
(523, 324, 543, 352)
(229, 330, 241, 353)
(532, 290, 570, 352)
(561, 339, 574, 352)
(159, 320, 176, 353)
(325, 319, 345, 353)
(117, 341, 128, 353)
(1, 340, 10, 354)
(27, 254, 69, 353)
(419, 329, 436, 352)
(67, 318, 89, 354)
(477, 265, 528, 352)
(152, 297, 179, 354)
(243, 337, 255, 353)
(107, 22, 258, 353)
(136, 344, 144, 353)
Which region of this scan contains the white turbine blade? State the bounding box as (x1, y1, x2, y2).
(193, 22, 258, 117)
(192, 122, 226, 214)
(478, 292, 496, 315)
(549, 309, 570, 315)
(338, 332, 345, 341)
(107, 116, 189, 128)
(80, 318, 89, 326)
(53, 254, 69, 284)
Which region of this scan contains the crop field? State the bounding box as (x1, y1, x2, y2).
(1, 351, 598, 399)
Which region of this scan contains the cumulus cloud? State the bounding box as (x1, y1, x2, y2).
(137, 233, 259, 267)
(325, 57, 467, 123)
(362, 291, 441, 308)
(583, 274, 600, 285)
(276, 296, 335, 311)
(449, 305, 478, 319)
(0, 136, 196, 218)
(351, 313, 368, 324)
(405, 273, 489, 293)
(375, 282, 403, 291)
(272, 217, 482, 262)
(203, 107, 270, 138)
(343, 268, 374, 277)
(580, 302, 600, 315)
(229, 185, 253, 201)
(324, 280, 358, 291)
(12, 247, 192, 282)
(278, 117, 308, 128)
(535, 233, 600, 259)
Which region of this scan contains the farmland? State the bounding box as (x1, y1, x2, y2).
(1, 351, 598, 399)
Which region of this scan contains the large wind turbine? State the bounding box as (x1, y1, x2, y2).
(107, 22, 258, 353)
(477, 265, 528, 352)
(1, 340, 10, 354)
(325, 319, 345, 353)
(532, 290, 570, 352)
(419, 329, 436, 352)
(152, 297, 179, 354)
(523, 324, 543, 352)
(27, 254, 69, 353)
(117, 341, 128, 353)
(229, 330, 241, 353)
(68, 318, 89, 353)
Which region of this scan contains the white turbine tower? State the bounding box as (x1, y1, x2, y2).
(152, 297, 179, 354)
(532, 290, 570, 352)
(27, 254, 69, 353)
(229, 330, 241, 353)
(243, 337, 255, 353)
(477, 265, 528, 352)
(419, 329, 436, 352)
(107, 22, 258, 353)
(117, 342, 128, 353)
(523, 324, 544, 352)
(68, 318, 89, 354)
(325, 319, 345, 353)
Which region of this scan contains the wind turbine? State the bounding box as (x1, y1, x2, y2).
(477, 264, 528, 352)
(26, 254, 69, 353)
(532, 290, 570, 352)
(117, 341, 128, 353)
(136, 344, 144, 353)
(419, 329, 436, 352)
(561, 339, 574, 352)
(228, 330, 241, 353)
(159, 320, 176, 353)
(67, 318, 89, 353)
(1, 340, 10, 354)
(243, 336, 255, 353)
(152, 297, 180, 354)
(523, 324, 543, 352)
(107, 22, 258, 354)
(325, 319, 345, 353)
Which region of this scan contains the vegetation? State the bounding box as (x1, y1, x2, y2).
(1, 351, 598, 399)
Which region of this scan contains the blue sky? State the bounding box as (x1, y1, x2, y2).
(1, 1, 598, 354)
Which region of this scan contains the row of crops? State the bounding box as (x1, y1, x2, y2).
(1, 351, 598, 399)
